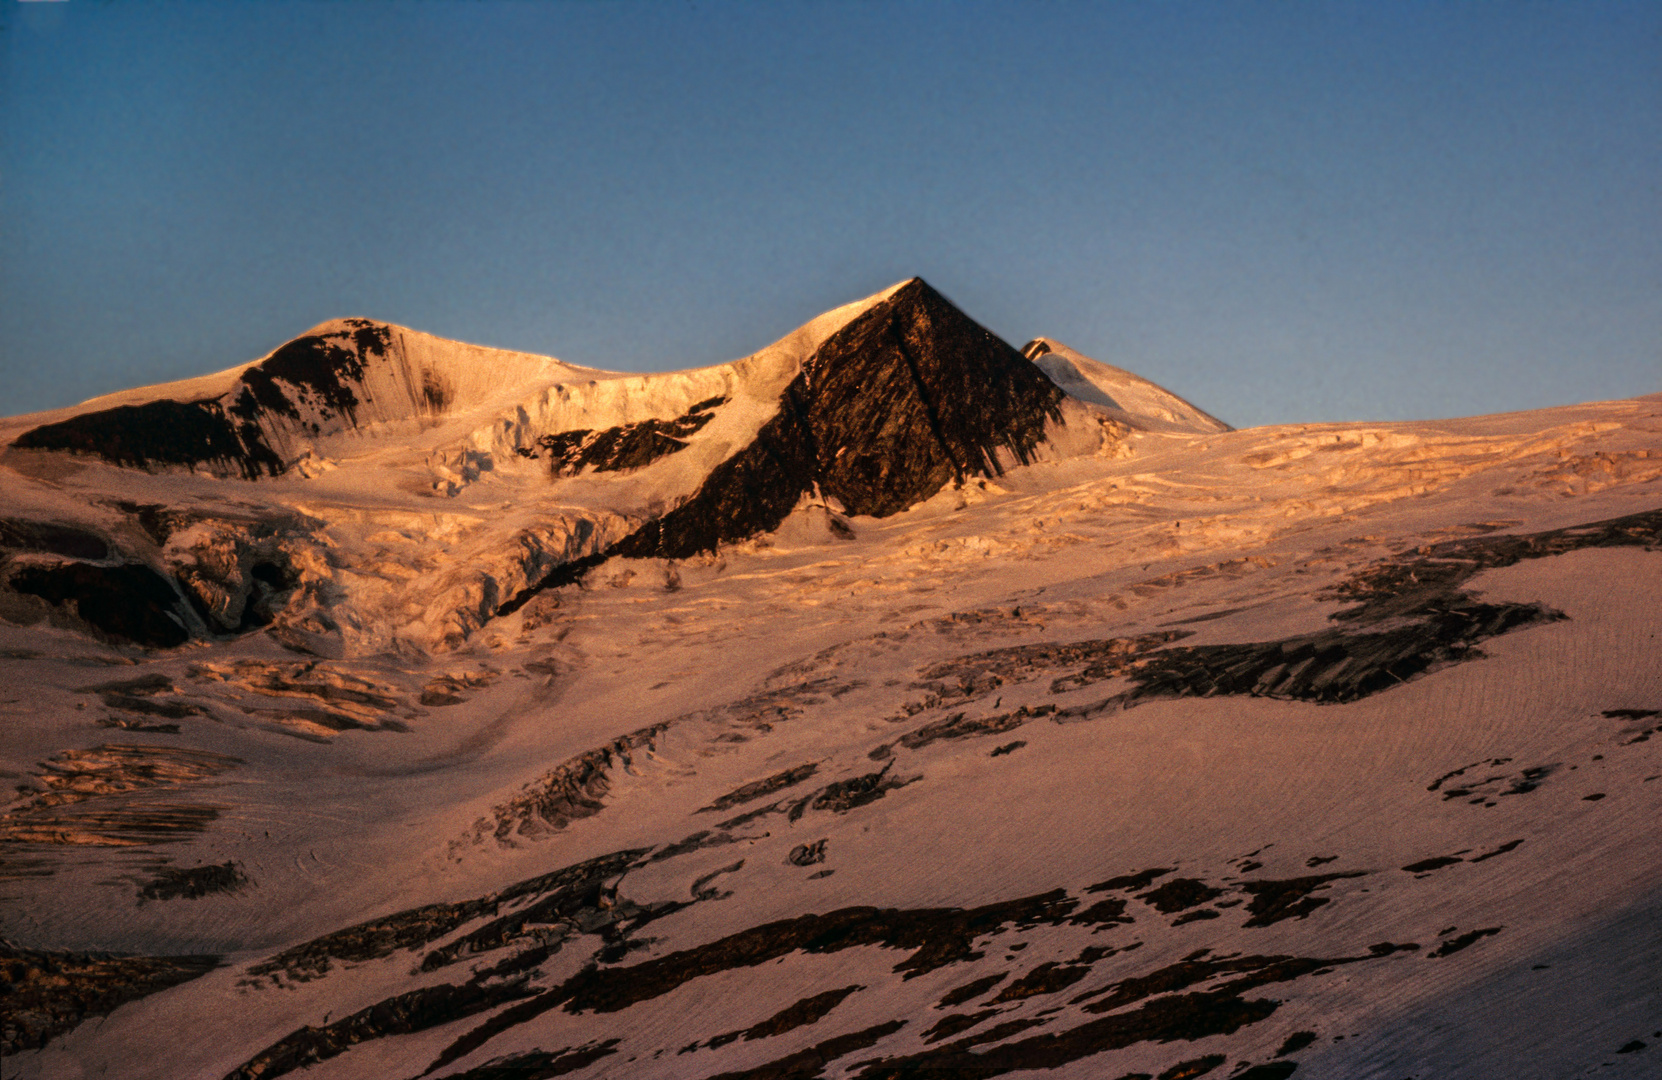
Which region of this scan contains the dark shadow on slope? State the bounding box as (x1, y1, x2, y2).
(7, 561, 194, 647)
(0, 518, 110, 560)
(1297, 892, 1662, 1078)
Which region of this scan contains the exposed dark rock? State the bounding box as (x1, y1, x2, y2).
(227, 853, 674, 1079)
(224, 979, 537, 1080)
(420, 669, 498, 707)
(648, 830, 746, 864)
(1327, 508, 1662, 614)
(952, 1015, 1052, 1048)
(8, 561, 192, 647)
(13, 320, 392, 479)
(81, 673, 175, 696)
(1, 744, 243, 847)
(787, 840, 828, 867)
(246, 898, 494, 984)
(937, 972, 1007, 1008)
(415, 849, 652, 973)
(1158, 1055, 1227, 1080)
(1274, 1031, 1317, 1056)
(1137, 878, 1221, 914)
(989, 962, 1091, 1002)
(1402, 855, 1463, 874)
(140, 861, 248, 901)
(1240, 873, 1367, 927)
(1083, 508, 1662, 713)
(101, 694, 202, 719)
(82, 673, 204, 720)
(1069, 896, 1135, 928)
(699, 1020, 907, 1080)
(698, 985, 865, 1050)
(111, 501, 189, 545)
(990, 740, 1025, 756)
(808, 767, 918, 815)
(924, 1010, 1000, 1043)
(246, 848, 646, 983)
(558, 889, 1080, 1014)
(0, 944, 218, 1055)
(97, 717, 181, 734)
(1073, 953, 1275, 1014)
(689, 861, 746, 902)
(851, 991, 1278, 1079)
(1109, 598, 1560, 708)
(896, 705, 1054, 752)
(701, 763, 820, 813)
(1428, 926, 1501, 958)
(1088, 868, 1174, 893)
(536, 396, 726, 476)
(503, 279, 1068, 610)
(921, 632, 1191, 702)
(13, 398, 283, 480)
(473, 724, 669, 844)
(232, 320, 388, 426)
(420, 888, 1080, 1070)
(1428, 759, 1507, 792)
(1469, 839, 1524, 863)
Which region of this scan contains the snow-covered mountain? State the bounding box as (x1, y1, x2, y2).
(1, 280, 1658, 1080)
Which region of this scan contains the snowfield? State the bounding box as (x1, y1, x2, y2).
(0, 280, 1658, 1080)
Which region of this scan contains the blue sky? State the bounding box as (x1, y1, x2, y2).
(2, 1, 1657, 427)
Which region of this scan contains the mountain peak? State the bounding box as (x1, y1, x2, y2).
(574, 278, 1066, 573)
(1022, 336, 1231, 433)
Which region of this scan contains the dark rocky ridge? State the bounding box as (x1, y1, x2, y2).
(503, 279, 1066, 611)
(0, 943, 219, 1055)
(1076, 507, 1662, 713)
(528, 396, 728, 476)
(618, 278, 1065, 553)
(12, 320, 393, 480)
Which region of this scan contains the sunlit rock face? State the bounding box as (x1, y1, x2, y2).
(1, 280, 1659, 1080)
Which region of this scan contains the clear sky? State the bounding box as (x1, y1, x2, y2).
(2, 1, 1657, 428)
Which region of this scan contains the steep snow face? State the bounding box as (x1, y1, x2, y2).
(1024, 337, 1231, 434)
(1, 383, 1659, 1080)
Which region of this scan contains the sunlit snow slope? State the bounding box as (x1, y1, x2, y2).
(1, 280, 1659, 1080)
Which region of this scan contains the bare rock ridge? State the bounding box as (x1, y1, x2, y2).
(503, 278, 1066, 610)
(12, 319, 421, 479)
